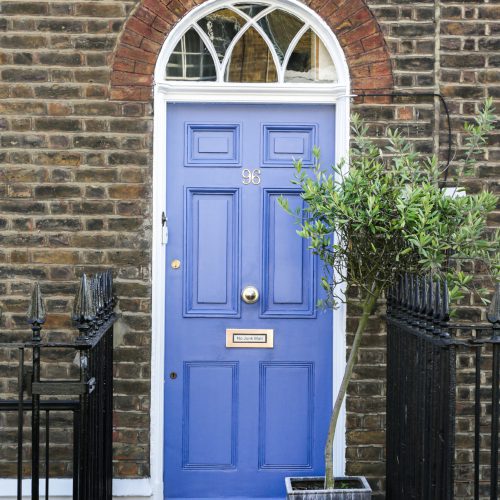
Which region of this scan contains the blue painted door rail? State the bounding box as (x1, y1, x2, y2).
(164, 103, 335, 499)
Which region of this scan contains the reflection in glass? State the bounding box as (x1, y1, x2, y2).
(198, 9, 246, 62)
(257, 10, 303, 63)
(233, 3, 268, 17)
(166, 28, 217, 81)
(225, 27, 278, 83)
(285, 29, 337, 83)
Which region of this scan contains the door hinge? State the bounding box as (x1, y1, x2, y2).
(161, 211, 168, 245)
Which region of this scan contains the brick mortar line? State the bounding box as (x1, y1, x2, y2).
(0, 33, 121, 38)
(0, 223, 149, 227)
(392, 71, 442, 75)
(371, 3, 435, 6)
(0, 0, 136, 3)
(0, 16, 129, 21)
(0, 176, 151, 180)
(1, 67, 117, 71)
(0, 52, 117, 56)
(0, 242, 149, 246)
(0, 222, 134, 226)
(441, 38, 500, 41)
(1, 64, 115, 69)
(0, 278, 151, 285)
(0, 133, 152, 139)
(0, 139, 167, 147)
(0, 146, 151, 152)
(0, 2, 135, 6)
(0, 91, 115, 96)
(0, 256, 149, 260)
(0, 115, 152, 121)
(0, 51, 127, 55)
(1, 185, 148, 188)
(0, 98, 140, 103)
(362, 20, 439, 25)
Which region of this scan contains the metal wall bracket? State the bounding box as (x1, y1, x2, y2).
(31, 377, 96, 396)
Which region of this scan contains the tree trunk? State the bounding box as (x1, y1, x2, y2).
(324, 287, 381, 489)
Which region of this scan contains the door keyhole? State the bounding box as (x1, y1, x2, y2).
(169, 372, 177, 380)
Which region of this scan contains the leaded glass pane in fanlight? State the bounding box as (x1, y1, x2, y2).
(257, 9, 303, 63)
(225, 27, 278, 83)
(285, 29, 337, 83)
(233, 3, 268, 17)
(198, 9, 246, 62)
(166, 28, 217, 81)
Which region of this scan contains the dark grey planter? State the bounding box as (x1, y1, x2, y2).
(285, 476, 372, 500)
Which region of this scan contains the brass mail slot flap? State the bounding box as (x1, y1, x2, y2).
(226, 329, 274, 349)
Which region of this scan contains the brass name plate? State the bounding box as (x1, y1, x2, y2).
(226, 329, 274, 349)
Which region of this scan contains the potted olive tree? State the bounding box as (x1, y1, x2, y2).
(280, 99, 499, 499)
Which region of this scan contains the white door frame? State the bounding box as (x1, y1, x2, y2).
(151, 1, 351, 498)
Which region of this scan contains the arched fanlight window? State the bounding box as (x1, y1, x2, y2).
(165, 2, 338, 84)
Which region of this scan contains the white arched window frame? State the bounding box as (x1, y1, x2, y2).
(154, 0, 350, 102)
(150, 2, 350, 499)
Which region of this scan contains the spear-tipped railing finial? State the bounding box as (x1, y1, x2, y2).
(440, 279, 450, 337)
(102, 270, 109, 312)
(433, 277, 442, 335)
(424, 275, 434, 332)
(27, 282, 46, 342)
(412, 275, 420, 323)
(98, 272, 105, 318)
(91, 273, 104, 325)
(419, 275, 427, 316)
(102, 269, 114, 314)
(403, 273, 409, 311)
(408, 274, 415, 313)
(109, 270, 115, 309)
(73, 273, 96, 341)
(426, 275, 434, 318)
(487, 282, 500, 338)
(386, 286, 393, 316)
(396, 275, 403, 315)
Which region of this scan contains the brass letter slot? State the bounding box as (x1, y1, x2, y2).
(226, 329, 274, 349)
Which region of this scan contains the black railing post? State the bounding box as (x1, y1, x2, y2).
(474, 342, 481, 500)
(17, 347, 24, 500)
(487, 283, 500, 500)
(104, 270, 114, 499)
(440, 280, 450, 339)
(433, 278, 442, 336)
(27, 283, 46, 500)
(73, 274, 96, 342)
(425, 275, 434, 335)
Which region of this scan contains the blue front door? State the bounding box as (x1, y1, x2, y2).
(164, 103, 335, 499)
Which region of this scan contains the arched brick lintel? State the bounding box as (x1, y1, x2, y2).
(110, 0, 394, 101)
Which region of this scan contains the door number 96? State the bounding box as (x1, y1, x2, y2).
(242, 168, 261, 185)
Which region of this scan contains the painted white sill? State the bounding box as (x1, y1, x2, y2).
(0, 478, 152, 499)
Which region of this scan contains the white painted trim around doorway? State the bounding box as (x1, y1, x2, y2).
(149, 1, 351, 499)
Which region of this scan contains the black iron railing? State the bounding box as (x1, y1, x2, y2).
(0, 271, 116, 500)
(386, 276, 500, 500)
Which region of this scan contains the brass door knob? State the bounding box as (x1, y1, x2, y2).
(241, 285, 259, 304)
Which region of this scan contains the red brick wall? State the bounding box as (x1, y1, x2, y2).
(110, 0, 393, 100)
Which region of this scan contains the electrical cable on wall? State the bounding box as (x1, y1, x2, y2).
(355, 93, 452, 182)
